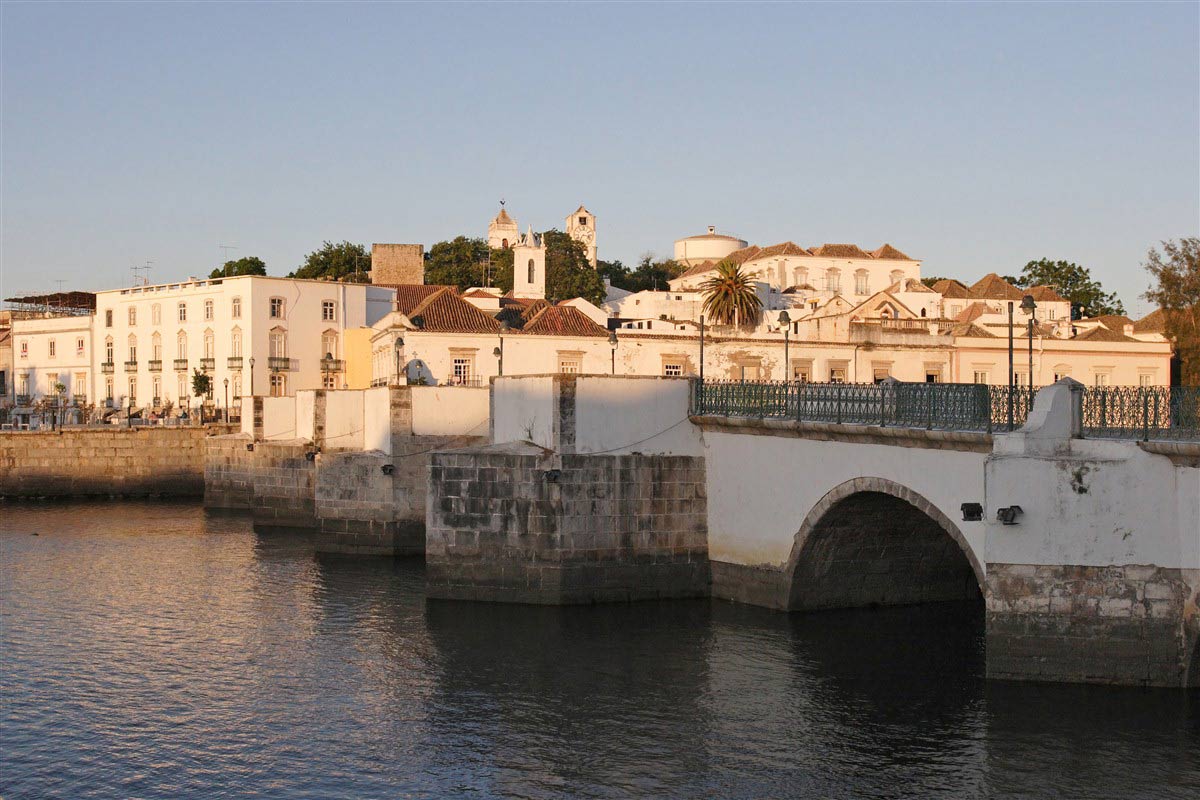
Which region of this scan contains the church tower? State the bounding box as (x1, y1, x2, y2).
(512, 226, 546, 299)
(566, 205, 597, 267)
(488, 203, 519, 250)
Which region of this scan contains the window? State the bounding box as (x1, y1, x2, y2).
(829, 367, 846, 384)
(74, 372, 86, 396)
(19, 341, 27, 358)
(452, 357, 474, 384)
(1053, 365, 1071, 381)
(322, 300, 336, 322)
(527, 259, 536, 284)
(178, 375, 188, 401)
(269, 297, 285, 319)
(233, 375, 242, 399)
(950, 305, 962, 318)
(231, 296, 242, 319)
(152, 304, 161, 325)
(178, 302, 187, 322)
(152, 376, 161, 403)
(825, 269, 841, 293)
(152, 333, 162, 360)
(106, 378, 114, 401)
(579, 216, 587, 226)
(854, 270, 869, 295)
(204, 299, 214, 320)
(17, 373, 29, 396)
(791, 360, 812, 382)
(105, 309, 113, 327)
(47, 373, 58, 393)
(663, 362, 683, 377)
(1139, 373, 1154, 387)
(76, 337, 85, 355)
(558, 356, 582, 374)
(890, 270, 905, 285)
(322, 373, 338, 389)
(128, 377, 137, 406)
(873, 367, 891, 384)
(177, 332, 187, 359)
(203, 331, 214, 359)
(925, 371, 941, 383)
(128, 337, 137, 362)
(734, 359, 762, 381)
(128, 306, 137, 326)
(231, 330, 242, 357)
(269, 373, 287, 397)
(269, 330, 287, 358)
(321, 331, 338, 359)
(1093, 372, 1111, 387)
(48, 339, 56, 358)
(105, 339, 114, 363)
(973, 371, 990, 385)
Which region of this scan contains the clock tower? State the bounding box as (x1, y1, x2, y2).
(566, 205, 597, 267)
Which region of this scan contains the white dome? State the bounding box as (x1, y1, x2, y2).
(674, 226, 748, 267)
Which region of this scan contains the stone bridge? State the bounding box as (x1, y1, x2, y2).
(427, 376, 1200, 688)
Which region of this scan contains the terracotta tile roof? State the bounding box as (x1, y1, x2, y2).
(969, 273, 1025, 301)
(519, 306, 610, 337)
(496, 297, 552, 329)
(724, 245, 762, 265)
(381, 284, 456, 315)
(752, 242, 810, 260)
(1133, 308, 1166, 333)
(674, 260, 717, 280)
(810, 243, 871, 259)
(947, 322, 995, 338)
(1088, 314, 1134, 331)
(886, 278, 935, 294)
(782, 283, 818, 294)
(954, 302, 988, 323)
(463, 288, 501, 299)
(406, 287, 500, 333)
(492, 208, 515, 224)
(870, 244, 913, 260)
(1027, 284, 1067, 303)
(1074, 325, 1137, 343)
(931, 279, 972, 299)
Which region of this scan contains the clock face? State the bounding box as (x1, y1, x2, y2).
(574, 226, 593, 243)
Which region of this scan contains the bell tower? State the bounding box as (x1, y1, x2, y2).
(566, 205, 597, 267)
(488, 201, 519, 250)
(512, 227, 546, 299)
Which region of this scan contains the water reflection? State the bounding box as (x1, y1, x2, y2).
(1, 503, 1196, 800)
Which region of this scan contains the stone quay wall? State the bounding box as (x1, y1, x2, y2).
(204, 435, 317, 528)
(426, 445, 710, 604)
(986, 564, 1200, 687)
(2, 426, 233, 499)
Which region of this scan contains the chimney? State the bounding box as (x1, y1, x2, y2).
(707, 226, 716, 235)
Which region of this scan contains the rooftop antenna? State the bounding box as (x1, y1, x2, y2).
(132, 261, 153, 287)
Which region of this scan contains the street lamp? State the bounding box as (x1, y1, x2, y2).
(1006, 301, 1015, 429)
(1020, 294, 1037, 391)
(223, 377, 229, 424)
(495, 321, 508, 376)
(608, 330, 618, 375)
(778, 310, 791, 381)
(248, 356, 255, 396)
(699, 315, 706, 383)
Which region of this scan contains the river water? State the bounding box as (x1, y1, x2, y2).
(1, 502, 1196, 799)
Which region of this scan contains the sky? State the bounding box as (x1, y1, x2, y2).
(2, 1, 1197, 317)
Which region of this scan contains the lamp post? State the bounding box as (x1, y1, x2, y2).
(699, 315, 705, 383)
(608, 330, 618, 375)
(1020, 294, 1037, 391)
(223, 378, 229, 424)
(1007, 301, 1015, 429)
(778, 310, 791, 381)
(393, 337, 404, 385)
(497, 321, 509, 376)
(248, 356, 255, 397)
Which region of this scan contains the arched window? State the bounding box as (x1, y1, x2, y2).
(527, 259, 536, 284)
(825, 269, 841, 293)
(177, 331, 187, 360)
(151, 304, 161, 325)
(231, 327, 242, 358)
(127, 334, 137, 362)
(151, 331, 162, 360)
(920, 308, 927, 318)
(104, 337, 114, 364)
(231, 296, 242, 319)
(204, 299, 214, 321)
(321, 330, 338, 359)
(269, 327, 287, 358)
(890, 269, 905, 285)
(854, 269, 869, 295)
(203, 330, 215, 359)
(793, 267, 808, 287)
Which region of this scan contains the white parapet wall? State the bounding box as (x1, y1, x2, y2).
(324, 390, 365, 451)
(261, 397, 298, 440)
(363, 387, 392, 453)
(492, 376, 557, 450)
(410, 386, 490, 437)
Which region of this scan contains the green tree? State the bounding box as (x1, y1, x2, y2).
(209, 256, 267, 279)
(543, 229, 605, 305)
(424, 236, 490, 289)
(920, 276, 948, 289)
(597, 258, 631, 288)
(701, 260, 762, 326)
(191, 369, 212, 400)
(290, 241, 370, 282)
(1143, 237, 1200, 385)
(603, 254, 685, 293)
(1016, 259, 1124, 319)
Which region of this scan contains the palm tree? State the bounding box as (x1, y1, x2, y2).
(701, 260, 762, 326)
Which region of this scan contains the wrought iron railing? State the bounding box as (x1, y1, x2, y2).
(148, 359, 162, 372)
(124, 360, 138, 370)
(227, 356, 243, 370)
(268, 357, 294, 372)
(320, 358, 346, 372)
(200, 358, 215, 371)
(173, 358, 188, 371)
(101, 362, 115, 374)
(1081, 386, 1199, 441)
(691, 380, 1033, 433)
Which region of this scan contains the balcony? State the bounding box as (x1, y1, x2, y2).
(148, 360, 162, 372)
(16, 394, 31, 406)
(124, 360, 138, 371)
(268, 357, 295, 372)
(101, 361, 115, 374)
(227, 356, 243, 370)
(320, 358, 346, 373)
(173, 359, 189, 371)
(73, 396, 88, 407)
(200, 358, 216, 371)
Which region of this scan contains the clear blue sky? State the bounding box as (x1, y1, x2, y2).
(2, 1, 1197, 316)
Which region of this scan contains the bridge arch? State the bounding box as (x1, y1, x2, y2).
(784, 477, 984, 611)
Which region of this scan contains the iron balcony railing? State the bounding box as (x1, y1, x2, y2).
(101, 361, 115, 374)
(268, 357, 295, 372)
(200, 358, 215, 371)
(320, 358, 346, 372)
(227, 356, 243, 370)
(1081, 386, 1199, 442)
(173, 358, 188, 371)
(148, 359, 162, 372)
(691, 380, 1034, 433)
(124, 360, 138, 370)
(16, 394, 31, 405)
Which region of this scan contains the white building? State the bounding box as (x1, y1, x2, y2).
(10, 312, 95, 411)
(91, 275, 393, 412)
(673, 226, 748, 267)
(565, 205, 597, 266)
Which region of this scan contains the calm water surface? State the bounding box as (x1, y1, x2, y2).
(1, 503, 1197, 799)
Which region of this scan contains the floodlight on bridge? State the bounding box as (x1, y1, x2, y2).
(996, 505, 1024, 525)
(960, 502, 983, 522)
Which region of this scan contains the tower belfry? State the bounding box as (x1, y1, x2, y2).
(566, 205, 597, 267)
(488, 201, 520, 250)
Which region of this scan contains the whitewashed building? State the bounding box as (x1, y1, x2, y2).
(9, 312, 95, 409)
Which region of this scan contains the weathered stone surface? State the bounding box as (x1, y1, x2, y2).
(986, 563, 1200, 688)
(1, 426, 233, 499)
(426, 445, 710, 604)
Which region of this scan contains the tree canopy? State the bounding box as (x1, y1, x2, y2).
(543, 229, 605, 305)
(701, 260, 761, 327)
(1143, 237, 1200, 385)
(424, 237, 492, 290)
(289, 241, 370, 283)
(1015, 259, 1124, 319)
(210, 256, 267, 279)
(599, 254, 685, 293)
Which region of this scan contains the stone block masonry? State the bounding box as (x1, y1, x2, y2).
(426, 443, 710, 604)
(1, 426, 233, 499)
(205, 435, 317, 528)
(986, 564, 1200, 687)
